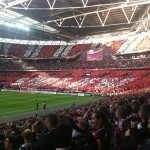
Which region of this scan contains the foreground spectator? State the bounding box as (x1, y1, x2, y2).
(55, 122, 80, 150)
(91, 111, 109, 150)
(31, 113, 58, 150)
(4, 135, 19, 150)
(19, 129, 32, 150)
(121, 104, 150, 150)
(115, 106, 128, 150)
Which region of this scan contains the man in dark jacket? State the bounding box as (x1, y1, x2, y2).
(30, 113, 58, 150)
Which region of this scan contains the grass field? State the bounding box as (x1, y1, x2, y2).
(0, 91, 99, 119)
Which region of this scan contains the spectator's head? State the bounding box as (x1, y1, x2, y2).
(116, 106, 128, 120)
(22, 129, 32, 143)
(4, 129, 11, 138)
(139, 104, 150, 122)
(138, 96, 148, 105)
(4, 135, 19, 150)
(124, 104, 132, 116)
(45, 113, 58, 130)
(91, 111, 107, 129)
(118, 100, 128, 106)
(98, 106, 110, 118)
(56, 122, 73, 148)
(131, 102, 140, 114)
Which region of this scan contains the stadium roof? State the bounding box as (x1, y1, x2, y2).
(0, 0, 150, 41)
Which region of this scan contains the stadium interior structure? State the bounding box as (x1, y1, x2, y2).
(0, 0, 150, 96)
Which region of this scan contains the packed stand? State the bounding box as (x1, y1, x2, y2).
(37, 45, 59, 58)
(7, 44, 27, 58)
(0, 57, 150, 71)
(0, 92, 150, 150)
(4, 69, 150, 96)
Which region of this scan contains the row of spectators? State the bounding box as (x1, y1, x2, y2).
(0, 91, 150, 150)
(0, 58, 150, 70)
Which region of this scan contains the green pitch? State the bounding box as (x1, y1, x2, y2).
(0, 91, 98, 118)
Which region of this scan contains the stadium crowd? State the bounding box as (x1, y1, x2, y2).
(0, 57, 150, 71)
(0, 91, 150, 150)
(0, 39, 150, 150)
(1, 69, 149, 95)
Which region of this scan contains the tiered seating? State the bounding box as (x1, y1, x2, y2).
(117, 35, 137, 53)
(53, 46, 66, 57)
(30, 45, 44, 58)
(7, 44, 27, 58)
(0, 71, 25, 88)
(0, 60, 23, 70)
(134, 35, 150, 51)
(0, 57, 150, 71)
(110, 40, 125, 54)
(37, 45, 59, 58)
(67, 44, 91, 57)
(126, 34, 146, 52)
(0, 43, 3, 55)
(23, 45, 37, 58)
(8, 69, 150, 95)
(60, 45, 74, 57)
(2, 43, 12, 55)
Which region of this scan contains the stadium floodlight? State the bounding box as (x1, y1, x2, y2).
(0, 20, 30, 31)
(0, 9, 58, 33)
(5, 22, 16, 28)
(15, 23, 30, 31)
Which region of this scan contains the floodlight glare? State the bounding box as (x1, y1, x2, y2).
(23, 26, 30, 31)
(15, 23, 29, 31)
(5, 22, 15, 28)
(0, 21, 30, 31)
(15, 23, 24, 29)
(0, 20, 4, 24)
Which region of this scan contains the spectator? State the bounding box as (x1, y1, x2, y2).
(121, 104, 150, 150)
(91, 111, 109, 150)
(55, 122, 78, 150)
(31, 113, 58, 150)
(19, 129, 32, 150)
(4, 135, 20, 150)
(115, 106, 128, 150)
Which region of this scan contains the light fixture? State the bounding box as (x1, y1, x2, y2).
(5, 22, 15, 28)
(0, 20, 29, 31)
